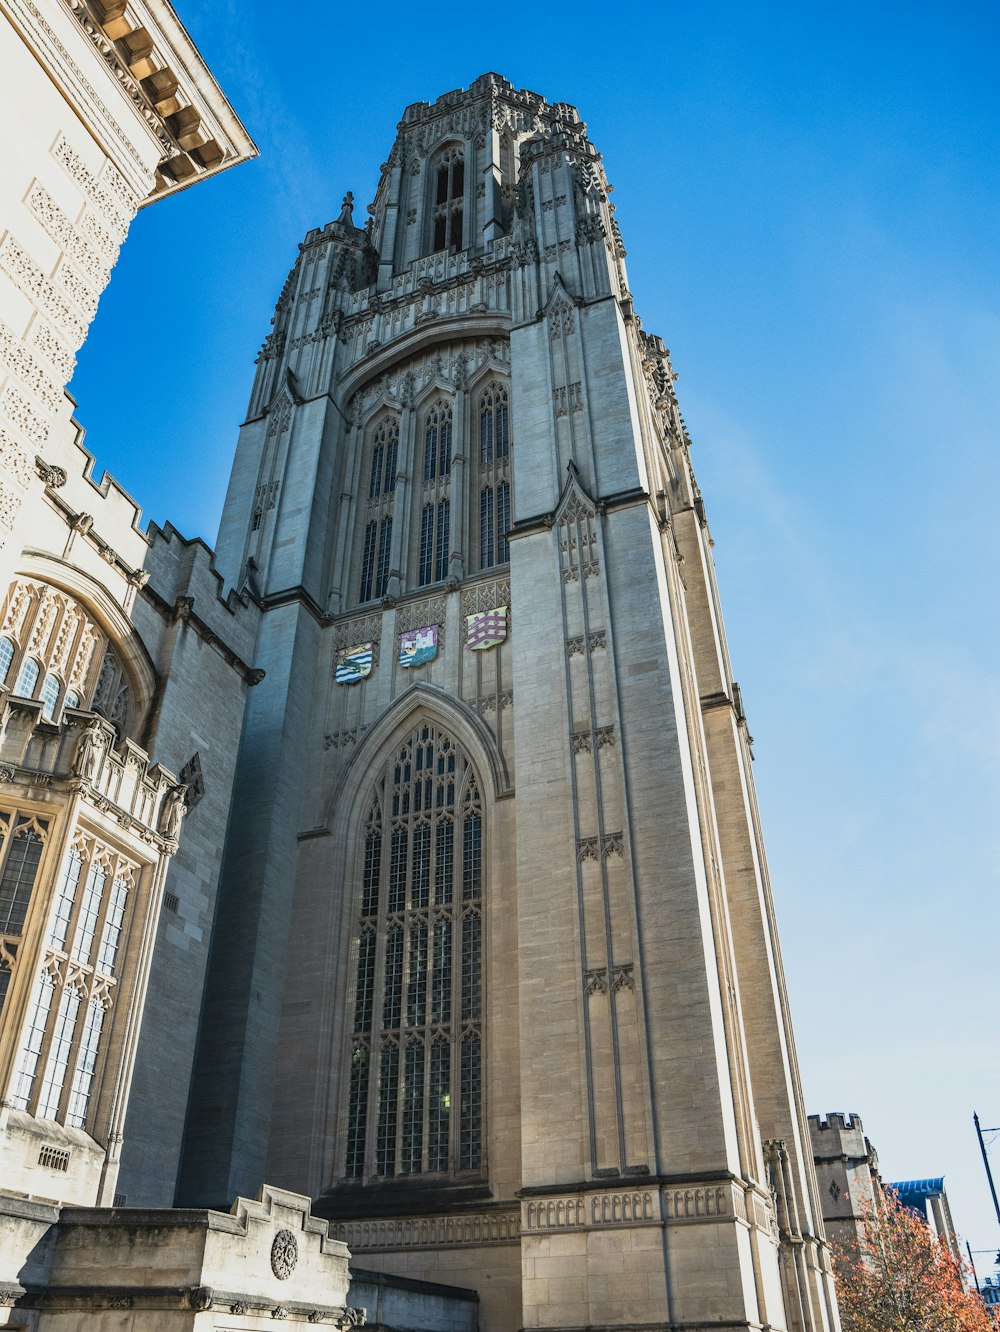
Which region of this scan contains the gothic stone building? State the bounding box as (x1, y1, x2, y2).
(0, 66, 841, 1332)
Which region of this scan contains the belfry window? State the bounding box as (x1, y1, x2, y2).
(419, 501, 450, 586)
(423, 401, 452, 481)
(361, 417, 399, 603)
(368, 418, 399, 499)
(431, 147, 464, 252)
(345, 724, 483, 1180)
(478, 382, 512, 570)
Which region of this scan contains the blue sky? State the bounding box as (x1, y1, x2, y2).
(69, 1, 1000, 1260)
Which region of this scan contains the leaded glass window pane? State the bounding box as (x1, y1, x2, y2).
(48, 846, 83, 951)
(65, 999, 105, 1128)
(375, 517, 392, 598)
(0, 637, 13, 684)
(14, 657, 39, 699)
(96, 873, 129, 975)
(360, 522, 377, 602)
(460, 1033, 482, 1170)
(346, 724, 483, 1180)
(37, 984, 81, 1119)
(376, 1042, 399, 1175)
(419, 506, 434, 586)
(346, 1043, 369, 1177)
(39, 673, 60, 721)
(369, 442, 384, 498)
(428, 1038, 450, 1171)
(71, 860, 107, 964)
(435, 500, 450, 582)
(497, 481, 510, 564)
(402, 1039, 424, 1173)
(0, 821, 47, 936)
(11, 973, 54, 1109)
(424, 425, 436, 482)
(480, 487, 494, 571)
(384, 434, 398, 494)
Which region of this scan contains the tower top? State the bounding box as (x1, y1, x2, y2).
(397, 72, 584, 135)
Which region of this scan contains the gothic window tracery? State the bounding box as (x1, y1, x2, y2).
(9, 829, 135, 1128)
(346, 724, 483, 1181)
(0, 579, 128, 728)
(360, 416, 399, 603)
(431, 147, 465, 253)
(416, 400, 452, 587)
(423, 401, 452, 481)
(477, 382, 512, 570)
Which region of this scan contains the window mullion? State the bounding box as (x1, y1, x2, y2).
(363, 785, 391, 1180)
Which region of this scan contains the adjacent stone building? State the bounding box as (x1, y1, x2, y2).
(808, 1112, 885, 1252)
(808, 1112, 961, 1262)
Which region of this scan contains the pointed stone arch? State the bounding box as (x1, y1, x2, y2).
(325, 682, 510, 838)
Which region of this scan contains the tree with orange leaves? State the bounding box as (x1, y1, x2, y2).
(833, 1187, 992, 1332)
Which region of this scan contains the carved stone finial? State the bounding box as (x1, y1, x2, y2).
(337, 192, 355, 225)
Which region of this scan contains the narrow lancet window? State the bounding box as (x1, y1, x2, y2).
(477, 383, 512, 570)
(431, 147, 465, 252)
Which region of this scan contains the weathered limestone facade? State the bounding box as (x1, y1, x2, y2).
(172, 75, 841, 1332)
(808, 1112, 884, 1253)
(0, 0, 260, 1308)
(0, 0, 255, 590)
(0, 1184, 364, 1329)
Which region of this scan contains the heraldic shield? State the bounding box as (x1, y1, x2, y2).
(335, 643, 373, 684)
(400, 624, 439, 668)
(466, 606, 508, 651)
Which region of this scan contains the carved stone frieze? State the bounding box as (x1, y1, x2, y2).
(332, 1209, 519, 1250)
(0, 234, 86, 350)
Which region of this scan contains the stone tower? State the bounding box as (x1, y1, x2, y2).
(174, 74, 839, 1332)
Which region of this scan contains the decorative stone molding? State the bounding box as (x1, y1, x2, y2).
(0, 320, 62, 411)
(52, 133, 133, 238)
(0, 233, 87, 350)
(460, 576, 510, 620)
(522, 1181, 753, 1234)
(270, 1229, 298, 1280)
(332, 613, 382, 665)
(331, 1210, 519, 1251)
(35, 455, 68, 487)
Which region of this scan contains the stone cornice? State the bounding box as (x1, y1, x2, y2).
(59, 0, 257, 202)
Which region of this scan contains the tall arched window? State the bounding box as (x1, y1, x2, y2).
(423, 401, 452, 482)
(478, 382, 512, 570)
(39, 672, 61, 721)
(346, 723, 483, 1180)
(431, 147, 464, 252)
(368, 417, 399, 499)
(14, 657, 40, 699)
(0, 636, 14, 684)
(360, 417, 399, 603)
(419, 501, 450, 586)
